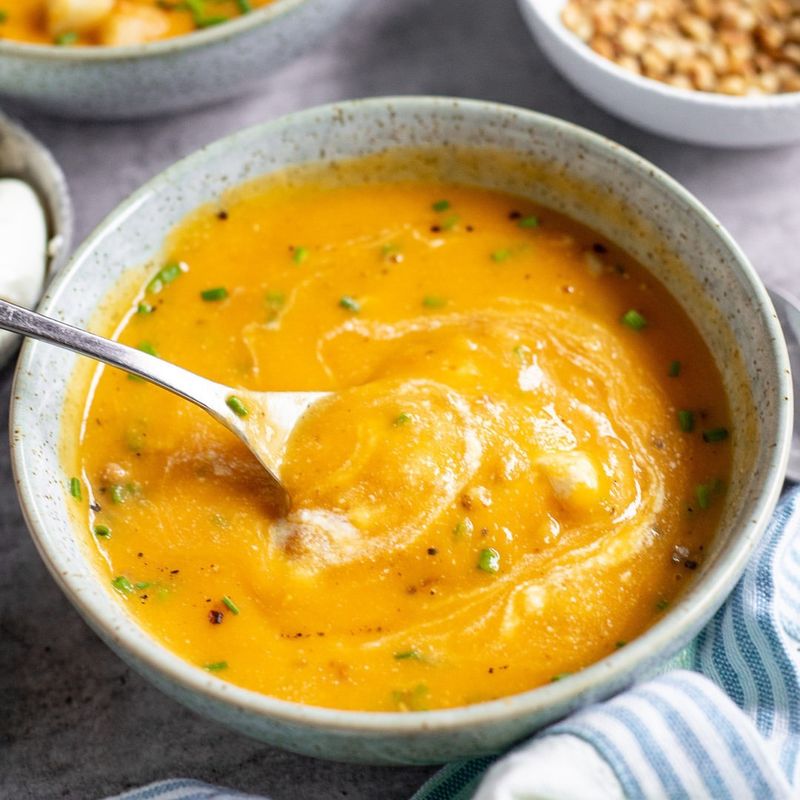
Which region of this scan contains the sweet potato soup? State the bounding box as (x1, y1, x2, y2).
(0, 0, 274, 47)
(66, 162, 732, 712)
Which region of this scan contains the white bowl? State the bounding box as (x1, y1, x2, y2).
(518, 0, 800, 148)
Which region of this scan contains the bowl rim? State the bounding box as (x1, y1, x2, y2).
(11, 95, 792, 735)
(0, 0, 308, 61)
(518, 0, 800, 109)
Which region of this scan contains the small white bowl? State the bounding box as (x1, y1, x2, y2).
(518, 0, 800, 148)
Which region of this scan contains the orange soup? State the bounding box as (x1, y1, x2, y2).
(66, 162, 732, 711)
(0, 0, 274, 46)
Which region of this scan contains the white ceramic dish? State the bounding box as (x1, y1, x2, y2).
(0, 111, 72, 366)
(10, 97, 792, 764)
(518, 0, 800, 148)
(0, 0, 358, 120)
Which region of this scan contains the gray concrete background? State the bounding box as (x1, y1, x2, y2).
(1, 0, 798, 797)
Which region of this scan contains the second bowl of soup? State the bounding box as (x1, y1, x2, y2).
(12, 97, 791, 762)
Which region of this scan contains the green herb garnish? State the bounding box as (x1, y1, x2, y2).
(422, 295, 446, 309)
(513, 344, 531, 362)
(702, 427, 729, 443)
(235, 0, 251, 12)
(266, 291, 285, 307)
(222, 595, 240, 615)
(0, 11, 8, 23)
(656, 598, 670, 611)
(146, 262, 182, 294)
(621, 309, 647, 330)
(339, 295, 360, 312)
(677, 410, 695, 433)
(204, 661, 228, 672)
(201, 286, 228, 302)
(137, 341, 157, 356)
(551, 672, 572, 682)
(441, 214, 459, 231)
(137, 302, 154, 315)
(454, 518, 474, 537)
(490, 249, 511, 263)
(393, 412, 412, 427)
(432, 199, 450, 212)
(668, 360, 681, 377)
(112, 576, 134, 595)
(615, 640, 627, 649)
(394, 650, 423, 661)
(54, 31, 78, 45)
(292, 246, 309, 265)
(226, 396, 248, 418)
(518, 215, 539, 229)
(69, 476, 82, 501)
(94, 524, 111, 538)
(110, 484, 126, 504)
(478, 547, 500, 574)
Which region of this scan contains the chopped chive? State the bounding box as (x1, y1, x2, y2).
(677, 410, 695, 433)
(69, 476, 82, 501)
(518, 215, 539, 229)
(137, 302, 154, 315)
(339, 295, 360, 312)
(0, 11, 8, 22)
(204, 661, 228, 672)
(112, 575, 134, 595)
(235, 0, 251, 11)
(137, 341, 157, 356)
(200, 286, 228, 302)
(478, 547, 500, 574)
(381, 242, 401, 257)
(394, 650, 423, 661)
(695, 483, 712, 509)
(621, 309, 647, 330)
(491, 249, 511, 263)
(196, 14, 227, 25)
(292, 246, 309, 265)
(222, 595, 240, 615)
(422, 295, 446, 309)
(615, 640, 627, 649)
(702, 427, 729, 443)
(226, 396, 248, 418)
(668, 360, 681, 377)
(93, 524, 111, 538)
(391, 683, 429, 711)
(393, 412, 412, 427)
(146, 262, 183, 294)
(54, 31, 78, 45)
(551, 672, 572, 682)
(432, 199, 450, 212)
(134, 581, 152, 590)
(265, 291, 285, 307)
(110, 484, 126, 504)
(656, 598, 670, 611)
(513, 344, 531, 362)
(441, 214, 459, 230)
(454, 518, 474, 537)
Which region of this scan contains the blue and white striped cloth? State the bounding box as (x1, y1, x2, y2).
(111, 487, 800, 800)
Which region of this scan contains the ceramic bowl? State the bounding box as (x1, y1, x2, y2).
(0, 0, 358, 120)
(0, 110, 72, 366)
(517, 0, 800, 148)
(11, 97, 792, 764)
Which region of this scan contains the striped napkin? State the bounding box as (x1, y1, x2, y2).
(110, 486, 800, 800)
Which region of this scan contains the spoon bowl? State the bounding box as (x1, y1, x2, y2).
(0, 297, 324, 512)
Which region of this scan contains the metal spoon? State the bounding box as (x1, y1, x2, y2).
(768, 286, 800, 483)
(0, 297, 326, 514)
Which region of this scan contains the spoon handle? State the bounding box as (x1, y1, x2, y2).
(0, 297, 231, 420)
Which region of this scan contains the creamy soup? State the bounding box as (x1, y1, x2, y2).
(0, 0, 273, 46)
(66, 160, 732, 711)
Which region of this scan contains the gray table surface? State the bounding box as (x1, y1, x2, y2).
(1, 0, 798, 797)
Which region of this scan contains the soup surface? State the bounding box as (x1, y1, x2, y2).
(67, 163, 732, 711)
(0, 0, 273, 46)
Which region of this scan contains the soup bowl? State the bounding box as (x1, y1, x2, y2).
(0, 0, 358, 120)
(10, 97, 792, 764)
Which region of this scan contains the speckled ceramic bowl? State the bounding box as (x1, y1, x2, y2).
(518, 0, 800, 148)
(0, 110, 72, 366)
(10, 97, 792, 764)
(0, 0, 357, 120)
